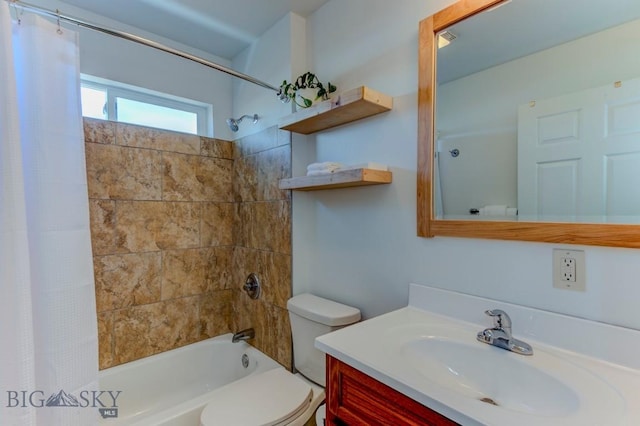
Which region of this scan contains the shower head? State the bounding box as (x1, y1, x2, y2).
(226, 114, 259, 132)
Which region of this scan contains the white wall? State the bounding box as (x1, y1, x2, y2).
(289, 0, 640, 331)
(29, 0, 234, 140)
(231, 13, 310, 139)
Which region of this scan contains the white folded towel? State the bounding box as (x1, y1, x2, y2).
(478, 205, 517, 216)
(306, 162, 344, 176)
(479, 205, 507, 216)
(307, 170, 335, 176)
(342, 162, 388, 171)
(306, 162, 344, 172)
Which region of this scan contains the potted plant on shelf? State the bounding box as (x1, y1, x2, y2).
(278, 72, 337, 109)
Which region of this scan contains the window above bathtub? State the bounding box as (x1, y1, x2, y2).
(80, 75, 212, 136)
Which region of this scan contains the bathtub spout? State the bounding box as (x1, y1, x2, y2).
(232, 328, 255, 343)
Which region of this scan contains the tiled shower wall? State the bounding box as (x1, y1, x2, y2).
(232, 127, 293, 370)
(84, 118, 292, 370)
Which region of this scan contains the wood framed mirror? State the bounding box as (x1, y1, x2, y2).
(417, 0, 640, 248)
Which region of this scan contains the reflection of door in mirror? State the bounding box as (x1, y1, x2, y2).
(518, 77, 640, 223)
(434, 0, 640, 223)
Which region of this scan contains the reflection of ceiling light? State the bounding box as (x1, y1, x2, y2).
(438, 30, 457, 49)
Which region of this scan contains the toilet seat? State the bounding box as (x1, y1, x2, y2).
(200, 367, 313, 426)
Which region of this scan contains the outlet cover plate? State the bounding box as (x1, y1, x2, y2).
(553, 249, 586, 291)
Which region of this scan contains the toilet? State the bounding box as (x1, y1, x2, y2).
(200, 293, 361, 426)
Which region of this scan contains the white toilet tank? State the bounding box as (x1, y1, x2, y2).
(287, 294, 360, 387)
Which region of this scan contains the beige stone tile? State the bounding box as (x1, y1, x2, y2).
(260, 201, 291, 254)
(234, 126, 277, 157)
(88, 199, 117, 256)
(233, 293, 267, 343)
(83, 118, 115, 145)
(198, 290, 233, 339)
(233, 155, 258, 202)
(113, 297, 200, 365)
(234, 144, 291, 203)
(232, 138, 242, 160)
(235, 126, 290, 157)
(201, 202, 234, 247)
(251, 302, 272, 362)
(256, 145, 291, 201)
(97, 311, 114, 370)
(233, 296, 292, 370)
(161, 248, 217, 299)
(85, 143, 162, 200)
(232, 247, 255, 292)
(213, 247, 234, 290)
(116, 123, 200, 155)
(232, 247, 291, 309)
(260, 251, 292, 309)
(238, 201, 291, 253)
(267, 304, 292, 370)
(233, 203, 247, 248)
(195, 156, 233, 202)
(162, 153, 233, 202)
(94, 252, 162, 312)
(276, 129, 292, 149)
(200, 137, 233, 159)
(115, 201, 201, 252)
(230, 289, 242, 332)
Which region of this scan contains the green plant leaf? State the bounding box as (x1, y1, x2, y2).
(280, 72, 337, 104)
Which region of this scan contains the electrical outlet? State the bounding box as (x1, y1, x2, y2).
(560, 257, 576, 282)
(553, 249, 585, 291)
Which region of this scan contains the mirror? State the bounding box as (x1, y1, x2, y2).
(417, 0, 640, 247)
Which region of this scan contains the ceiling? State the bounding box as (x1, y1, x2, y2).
(58, 0, 329, 59)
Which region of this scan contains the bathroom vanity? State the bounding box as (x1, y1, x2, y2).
(326, 355, 456, 425)
(316, 283, 640, 425)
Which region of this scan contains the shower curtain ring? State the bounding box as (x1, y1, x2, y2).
(10, 0, 22, 25)
(56, 9, 63, 34)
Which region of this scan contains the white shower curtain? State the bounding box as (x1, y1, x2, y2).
(0, 3, 99, 425)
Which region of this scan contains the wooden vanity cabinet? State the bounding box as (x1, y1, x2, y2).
(326, 355, 459, 426)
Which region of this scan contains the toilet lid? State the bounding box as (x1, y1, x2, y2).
(200, 367, 313, 426)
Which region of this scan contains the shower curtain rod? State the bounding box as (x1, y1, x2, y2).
(7, 0, 282, 93)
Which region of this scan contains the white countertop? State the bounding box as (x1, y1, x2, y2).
(315, 283, 640, 426)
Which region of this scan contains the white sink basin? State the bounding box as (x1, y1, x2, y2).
(381, 321, 626, 425)
(402, 337, 578, 416)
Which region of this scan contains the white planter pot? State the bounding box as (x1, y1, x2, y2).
(295, 88, 320, 109)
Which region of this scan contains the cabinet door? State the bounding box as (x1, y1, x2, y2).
(326, 355, 458, 426)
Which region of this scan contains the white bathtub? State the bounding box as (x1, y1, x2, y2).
(98, 334, 281, 425)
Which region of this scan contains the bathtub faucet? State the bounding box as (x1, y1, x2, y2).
(232, 328, 255, 343)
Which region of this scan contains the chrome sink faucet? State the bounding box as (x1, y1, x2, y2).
(477, 309, 533, 356)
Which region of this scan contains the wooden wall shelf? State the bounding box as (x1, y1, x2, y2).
(278, 86, 393, 135)
(279, 168, 392, 191)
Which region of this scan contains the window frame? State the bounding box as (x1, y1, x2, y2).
(80, 75, 212, 137)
